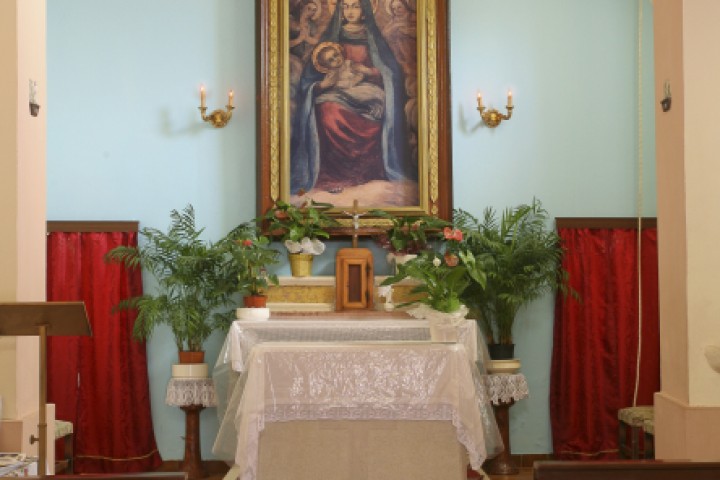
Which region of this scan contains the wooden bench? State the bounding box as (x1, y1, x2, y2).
(534, 460, 720, 480)
(49, 473, 187, 480)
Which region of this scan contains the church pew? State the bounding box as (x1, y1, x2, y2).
(534, 460, 720, 480)
(48, 473, 187, 480)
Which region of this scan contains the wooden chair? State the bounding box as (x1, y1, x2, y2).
(534, 460, 720, 480)
(618, 406, 654, 459)
(643, 417, 655, 459)
(54, 420, 74, 474)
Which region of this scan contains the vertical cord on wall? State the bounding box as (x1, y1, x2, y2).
(633, 0, 644, 407)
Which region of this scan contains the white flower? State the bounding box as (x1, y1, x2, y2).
(300, 237, 314, 254)
(310, 238, 326, 255)
(432, 257, 441, 267)
(286, 237, 325, 255)
(284, 240, 303, 253)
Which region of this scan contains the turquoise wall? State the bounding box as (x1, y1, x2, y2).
(47, 0, 656, 459)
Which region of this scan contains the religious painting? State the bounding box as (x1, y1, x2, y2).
(258, 0, 452, 227)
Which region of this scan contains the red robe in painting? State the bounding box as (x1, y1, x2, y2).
(314, 43, 386, 191)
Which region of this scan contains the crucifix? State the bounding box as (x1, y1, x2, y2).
(335, 199, 374, 311)
(343, 199, 369, 248)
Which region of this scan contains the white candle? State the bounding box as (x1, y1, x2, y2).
(200, 85, 206, 108)
(507, 90, 513, 107)
(228, 90, 234, 107)
(477, 92, 483, 109)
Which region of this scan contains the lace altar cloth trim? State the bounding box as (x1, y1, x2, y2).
(483, 373, 529, 405)
(223, 318, 482, 373)
(165, 378, 218, 407)
(212, 342, 503, 480)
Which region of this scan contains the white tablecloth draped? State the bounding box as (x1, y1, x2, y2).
(214, 342, 501, 480)
(222, 318, 483, 373)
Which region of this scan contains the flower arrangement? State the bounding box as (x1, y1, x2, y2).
(223, 224, 280, 297)
(371, 210, 448, 255)
(261, 199, 337, 255)
(382, 250, 471, 314)
(441, 226, 463, 266)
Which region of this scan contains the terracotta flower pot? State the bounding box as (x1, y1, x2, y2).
(243, 295, 268, 308)
(178, 350, 205, 364)
(444, 252, 459, 267)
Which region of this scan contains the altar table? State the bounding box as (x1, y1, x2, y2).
(213, 339, 502, 480)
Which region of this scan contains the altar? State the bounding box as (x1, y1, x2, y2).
(212, 316, 502, 480)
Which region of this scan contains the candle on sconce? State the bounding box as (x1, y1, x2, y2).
(477, 92, 484, 109)
(200, 85, 206, 108)
(228, 90, 234, 107)
(507, 90, 513, 107)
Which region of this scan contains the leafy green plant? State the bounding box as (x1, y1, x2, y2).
(222, 223, 280, 296)
(105, 205, 235, 352)
(382, 251, 472, 313)
(261, 199, 338, 253)
(455, 199, 571, 345)
(371, 210, 448, 255)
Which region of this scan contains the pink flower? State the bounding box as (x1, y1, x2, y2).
(443, 227, 463, 242)
(242, 239, 253, 247)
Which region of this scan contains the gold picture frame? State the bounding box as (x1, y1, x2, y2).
(257, 0, 452, 230)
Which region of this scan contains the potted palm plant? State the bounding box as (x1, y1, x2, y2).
(455, 199, 571, 359)
(105, 205, 235, 364)
(261, 199, 337, 276)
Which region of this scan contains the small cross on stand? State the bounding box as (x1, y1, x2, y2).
(335, 199, 374, 311)
(343, 199, 369, 248)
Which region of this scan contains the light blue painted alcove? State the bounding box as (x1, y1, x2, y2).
(47, 0, 656, 460)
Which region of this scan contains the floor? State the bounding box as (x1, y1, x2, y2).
(203, 466, 535, 480)
(488, 467, 533, 480)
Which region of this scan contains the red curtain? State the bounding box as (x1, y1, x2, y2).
(47, 231, 162, 472)
(550, 227, 659, 459)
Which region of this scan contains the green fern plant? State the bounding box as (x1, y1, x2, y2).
(456, 199, 571, 345)
(105, 205, 236, 352)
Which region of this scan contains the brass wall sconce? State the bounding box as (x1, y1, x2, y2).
(477, 90, 514, 128)
(199, 85, 234, 128)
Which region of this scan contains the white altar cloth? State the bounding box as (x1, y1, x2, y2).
(222, 318, 483, 373)
(214, 341, 502, 480)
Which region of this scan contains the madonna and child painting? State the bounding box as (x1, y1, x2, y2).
(289, 0, 420, 208)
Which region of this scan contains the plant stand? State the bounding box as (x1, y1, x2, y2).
(480, 373, 529, 476)
(180, 405, 205, 480)
(165, 378, 217, 480)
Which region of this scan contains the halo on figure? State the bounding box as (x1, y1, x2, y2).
(385, 0, 416, 17)
(312, 41, 343, 74)
(328, 0, 379, 16)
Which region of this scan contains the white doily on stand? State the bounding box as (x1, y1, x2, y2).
(166, 377, 218, 407)
(483, 373, 529, 405)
